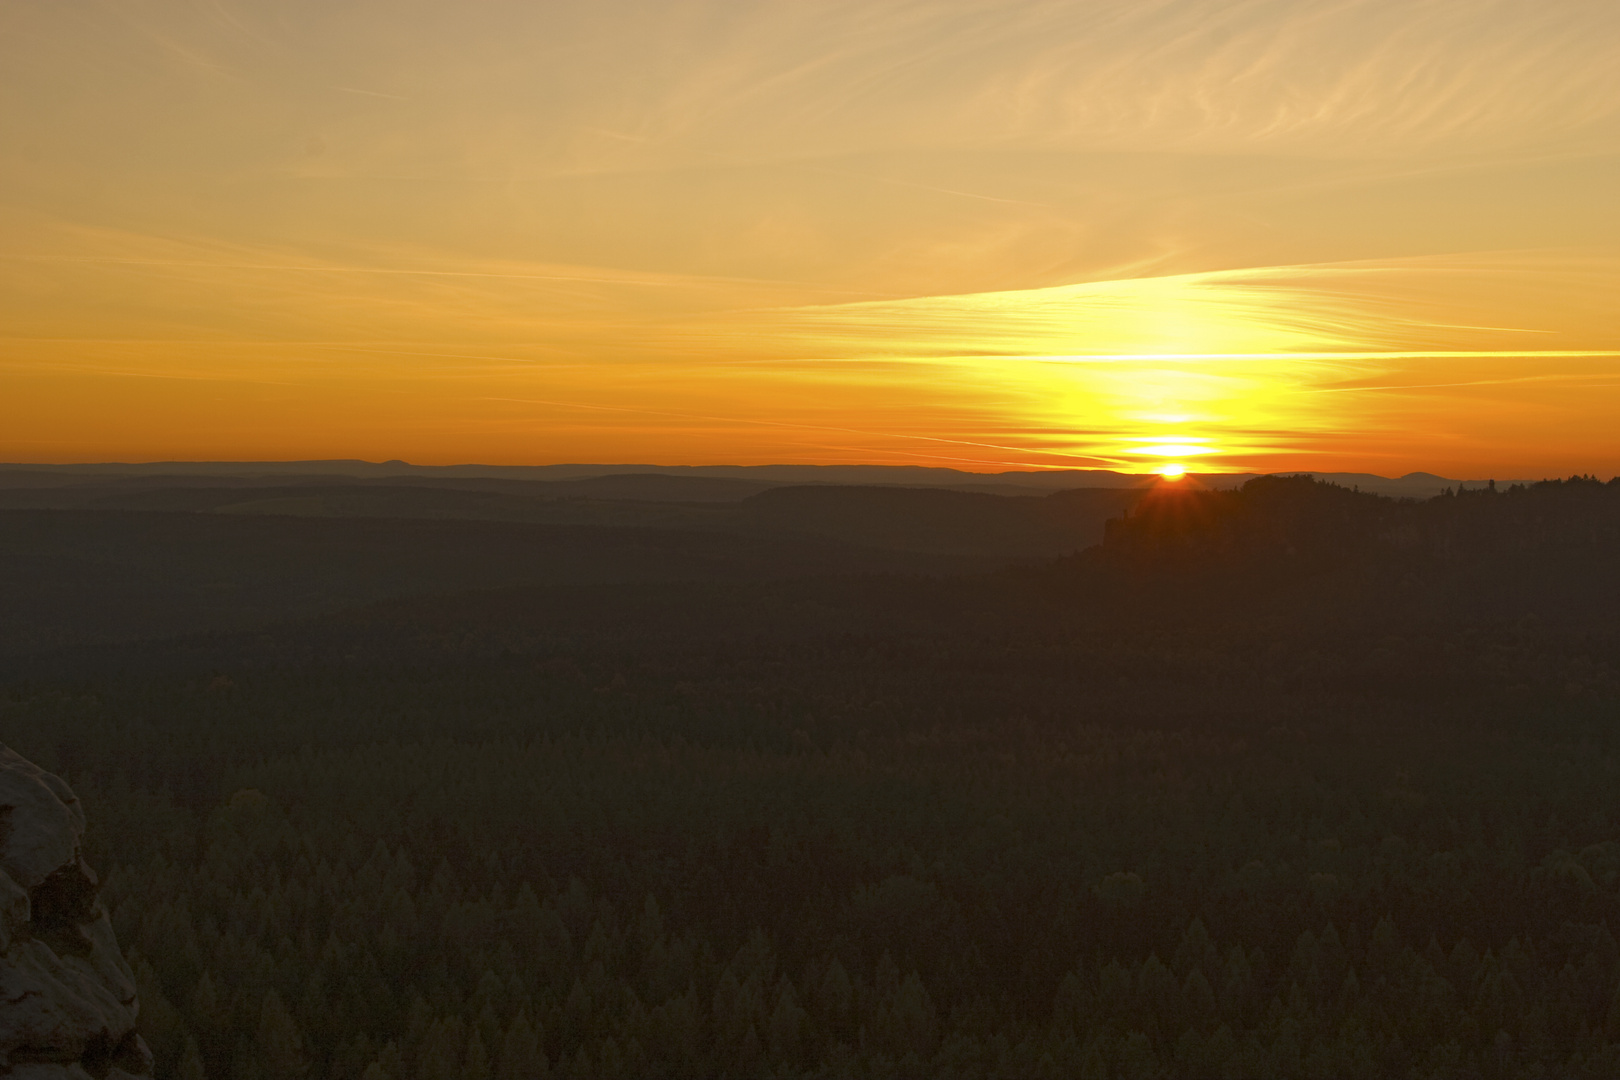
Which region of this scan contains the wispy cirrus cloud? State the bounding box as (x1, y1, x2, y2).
(2, 0, 1618, 472)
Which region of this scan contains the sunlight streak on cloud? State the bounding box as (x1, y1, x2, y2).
(1, 1, 1618, 473)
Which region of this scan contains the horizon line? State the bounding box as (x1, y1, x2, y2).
(4, 458, 1606, 486)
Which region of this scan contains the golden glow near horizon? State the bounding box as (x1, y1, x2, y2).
(3, 1, 1618, 476)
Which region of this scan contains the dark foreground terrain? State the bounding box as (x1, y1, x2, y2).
(4, 474, 1620, 1079)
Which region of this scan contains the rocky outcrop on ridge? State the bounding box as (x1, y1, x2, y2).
(0, 745, 151, 1079)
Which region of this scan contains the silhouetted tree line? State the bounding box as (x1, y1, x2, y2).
(1095, 474, 1620, 571)
(4, 475, 1620, 1078)
(1050, 475, 1620, 626)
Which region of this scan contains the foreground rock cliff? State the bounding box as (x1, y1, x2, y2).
(1, 745, 151, 1079)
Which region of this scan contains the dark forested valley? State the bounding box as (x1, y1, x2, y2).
(4, 472, 1620, 1079)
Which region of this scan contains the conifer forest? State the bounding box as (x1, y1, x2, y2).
(5, 474, 1620, 1079)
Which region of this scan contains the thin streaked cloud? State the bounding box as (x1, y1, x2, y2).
(1, 0, 1616, 473)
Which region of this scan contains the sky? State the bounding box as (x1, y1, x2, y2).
(2, 0, 1617, 476)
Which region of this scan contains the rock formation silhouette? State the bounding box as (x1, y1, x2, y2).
(1, 745, 151, 1079)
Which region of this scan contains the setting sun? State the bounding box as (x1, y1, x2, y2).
(5, 6, 1620, 1078)
(3, 1, 1618, 475)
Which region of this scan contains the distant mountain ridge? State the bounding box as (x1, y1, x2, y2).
(0, 460, 1527, 499)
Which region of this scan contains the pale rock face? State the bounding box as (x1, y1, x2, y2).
(0, 745, 152, 1078)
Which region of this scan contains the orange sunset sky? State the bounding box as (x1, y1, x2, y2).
(3, 0, 1617, 476)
